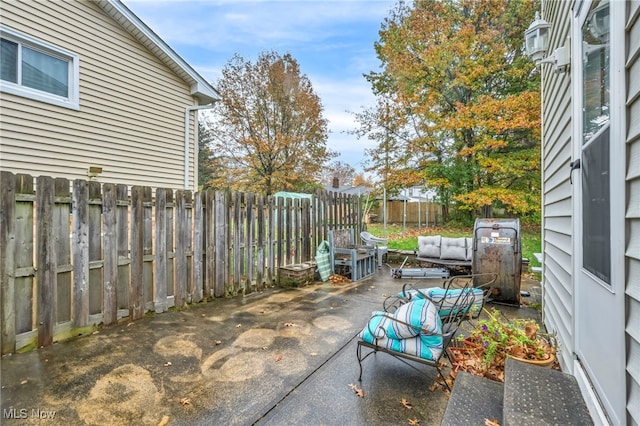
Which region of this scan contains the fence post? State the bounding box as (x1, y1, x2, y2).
(1, 171, 16, 354)
(36, 176, 56, 347)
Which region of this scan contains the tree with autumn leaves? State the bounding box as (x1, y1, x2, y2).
(355, 0, 541, 222)
(205, 51, 333, 195)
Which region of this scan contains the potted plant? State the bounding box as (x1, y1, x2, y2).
(449, 308, 557, 382)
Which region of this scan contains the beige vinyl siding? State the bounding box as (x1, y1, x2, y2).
(0, 0, 199, 190)
(541, 0, 575, 373)
(625, 2, 640, 423)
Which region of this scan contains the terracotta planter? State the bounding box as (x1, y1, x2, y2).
(508, 352, 556, 368)
(447, 346, 476, 363)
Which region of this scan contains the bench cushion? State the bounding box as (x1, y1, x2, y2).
(418, 236, 441, 258)
(440, 237, 467, 260)
(358, 299, 443, 360)
(400, 287, 484, 318)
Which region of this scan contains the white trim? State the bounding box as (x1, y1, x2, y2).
(572, 1, 626, 424)
(184, 104, 215, 190)
(574, 359, 611, 426)
(0, 25, 80, 110)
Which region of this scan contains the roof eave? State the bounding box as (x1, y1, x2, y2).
(96, 0, 220, 104)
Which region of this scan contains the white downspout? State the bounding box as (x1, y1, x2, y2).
(184, 104, 215, 190)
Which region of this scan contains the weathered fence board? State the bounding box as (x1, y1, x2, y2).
(116, 184, 129, 313)
(14, 174, 35, 341)
(1, 171, 16, 353)
(88, 181, 102, 316)
(72, 179, 89, 328)
(175, 190, 188, 308)
(130, 186, 145, 321)
(54, 178, 71, 325)
(103, 183, 118, 325)
(155, 188, 168, 313)
(192, 192, 204, 303)
(0, 172, 364, 354)
(36, 176, 55, 348)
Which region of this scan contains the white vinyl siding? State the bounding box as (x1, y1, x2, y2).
(0, 0, 199, 191)
(625, 1, 640, 424)
(541, 0, 575, 373)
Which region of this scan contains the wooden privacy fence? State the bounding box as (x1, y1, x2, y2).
(0, 172, 363, 355)
(371, 200, 442, 226)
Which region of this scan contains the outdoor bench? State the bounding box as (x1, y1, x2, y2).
(415, 235, 473, 268)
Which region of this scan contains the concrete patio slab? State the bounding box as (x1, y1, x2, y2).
(1, 267, 542, 425)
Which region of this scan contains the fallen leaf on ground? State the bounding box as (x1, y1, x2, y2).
(401, 398, 413, 409)
(180, 398, 191, 406)
(329, 274, 351, 284)
(157, 415, 170, 426)
(408, 419, 420, 425)
(348, 383, 365, 398)
(485, 418, 500, 426)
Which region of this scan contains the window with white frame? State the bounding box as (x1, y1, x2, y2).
(0, 26, 79, 109)
(581, 0, 610, 284)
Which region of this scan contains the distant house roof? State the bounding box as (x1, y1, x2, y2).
(324, 185, 373, 196)
(96, 0, 220, 104)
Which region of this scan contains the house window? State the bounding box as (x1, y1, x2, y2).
(581, 0, 610, 284)
(0, 26, 79, 109)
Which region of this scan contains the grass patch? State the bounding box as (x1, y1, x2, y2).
(366, 222, 542, 272)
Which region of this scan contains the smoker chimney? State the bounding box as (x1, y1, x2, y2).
(332, 177, 339, 188)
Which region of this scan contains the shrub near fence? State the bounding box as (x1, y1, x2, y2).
(0, 172, 363, 355)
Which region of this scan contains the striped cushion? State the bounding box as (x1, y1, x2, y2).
(358, 300, 443, 360)
(315, 240, 332, 282)
(386, 298, 436, 339)
(401, 287, 484, 317)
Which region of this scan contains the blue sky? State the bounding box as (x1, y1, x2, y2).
(125, 0, 397, 173)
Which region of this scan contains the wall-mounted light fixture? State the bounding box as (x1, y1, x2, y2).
(88, 166, 103, 179)
(524, 12, 570, 74)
